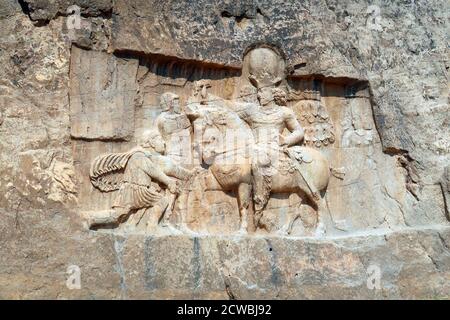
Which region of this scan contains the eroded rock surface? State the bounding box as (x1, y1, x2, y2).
(0, 0, 448, 299)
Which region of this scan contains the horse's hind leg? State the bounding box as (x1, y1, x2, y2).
(277, 194, 302, 236)
(237, 183, 254, 234)
(286, 205, 301, 235)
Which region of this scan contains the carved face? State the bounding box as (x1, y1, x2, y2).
(193, 80, 212, 104)
(141, 130, 165, 154)
(257, 87, 274, 106)
(161, 92, 180, 113)
(172, 96, 181, 114)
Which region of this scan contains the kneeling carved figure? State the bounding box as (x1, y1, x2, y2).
(87, 129, 194, 231)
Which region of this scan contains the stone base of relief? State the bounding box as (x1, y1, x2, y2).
(92, 228, 450, 299)
(1, 225, 448, 299)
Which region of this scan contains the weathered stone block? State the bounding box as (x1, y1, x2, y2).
(69, 47, 138, 141)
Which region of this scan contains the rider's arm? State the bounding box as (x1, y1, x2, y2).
(283, 108, 305, 147)
(223, 101, 253, 121)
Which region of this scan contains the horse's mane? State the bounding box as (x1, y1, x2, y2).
(198, 103, 255, 157)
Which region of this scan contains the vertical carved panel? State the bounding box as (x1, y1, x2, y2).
(69, 47, 138, 140)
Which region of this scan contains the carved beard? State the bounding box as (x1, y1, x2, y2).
(259, 97, 274, 107)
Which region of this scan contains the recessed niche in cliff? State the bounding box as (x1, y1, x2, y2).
(68, 45, 447, 237)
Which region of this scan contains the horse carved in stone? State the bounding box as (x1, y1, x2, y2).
(186, 101, 331, 235)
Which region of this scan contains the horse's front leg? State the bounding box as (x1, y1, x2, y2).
(237, 182, 254, 234)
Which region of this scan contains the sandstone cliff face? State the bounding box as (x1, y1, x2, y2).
(0, 0, 448, 299)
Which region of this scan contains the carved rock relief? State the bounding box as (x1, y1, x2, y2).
(69, 45, 410, 237)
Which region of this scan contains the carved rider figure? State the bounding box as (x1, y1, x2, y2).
(230, 86, 307, 213)
(87, 129, 193, 230)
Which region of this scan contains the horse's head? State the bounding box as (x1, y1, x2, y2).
(201, 111, 228, 165)
(200, 109, 254, 166)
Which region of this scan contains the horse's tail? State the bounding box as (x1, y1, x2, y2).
(330, 167, 346, 180)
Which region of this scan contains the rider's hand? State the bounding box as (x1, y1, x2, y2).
(168, 181, 178, 194)
(280, 137, 289, 153)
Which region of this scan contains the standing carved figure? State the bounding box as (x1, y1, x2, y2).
(155, 92, 192, 165)
(155, 92, 196, 232)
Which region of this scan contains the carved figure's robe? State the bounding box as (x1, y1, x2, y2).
(113, 151, 165, 210)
